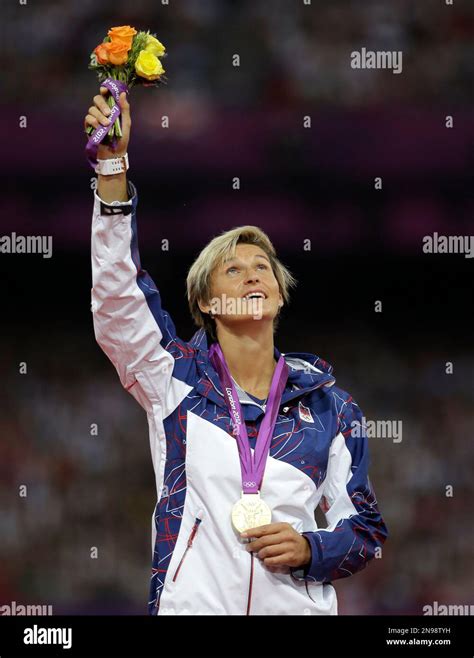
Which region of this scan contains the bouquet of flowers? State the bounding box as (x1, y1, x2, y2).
(85, 25, 167, 144)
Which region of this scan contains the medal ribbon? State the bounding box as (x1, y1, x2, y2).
(209, 342, 288, 494)
(85, 78, 129, 170)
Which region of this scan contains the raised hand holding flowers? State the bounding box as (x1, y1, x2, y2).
(85, 25, 167, 168)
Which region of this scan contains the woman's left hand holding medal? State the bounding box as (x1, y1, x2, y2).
(241, 522, 312, 572)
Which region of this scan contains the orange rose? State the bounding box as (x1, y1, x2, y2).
(104, 40, 130, 66)
(108, 25, 137, 49)
(94, 43, 110, 65)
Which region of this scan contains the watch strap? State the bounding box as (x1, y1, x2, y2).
(95, 153, 129, 176)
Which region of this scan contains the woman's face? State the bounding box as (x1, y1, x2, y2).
(203, 243, 283, 327)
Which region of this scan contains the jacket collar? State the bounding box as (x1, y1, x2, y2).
(190, 329, 336, 420)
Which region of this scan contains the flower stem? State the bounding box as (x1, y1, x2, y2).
(115, 115, 123, 138)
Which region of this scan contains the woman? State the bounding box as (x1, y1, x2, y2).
(85, 88, 388, 615)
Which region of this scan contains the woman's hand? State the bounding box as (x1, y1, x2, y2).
(84, 86, 131, 159)
(242, 522, 312, 571)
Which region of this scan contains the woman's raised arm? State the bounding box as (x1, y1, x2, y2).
(86, 87, 195, 417)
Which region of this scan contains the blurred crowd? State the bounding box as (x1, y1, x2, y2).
(1, 329, 473, 614)
(3, 0, 473, 110)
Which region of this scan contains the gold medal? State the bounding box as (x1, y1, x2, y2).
(231, 492, 272, 534)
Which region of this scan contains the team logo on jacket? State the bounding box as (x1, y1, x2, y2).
(298, 401, 314, 423)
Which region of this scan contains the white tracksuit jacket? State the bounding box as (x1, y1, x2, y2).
(91, 180, 388, 615)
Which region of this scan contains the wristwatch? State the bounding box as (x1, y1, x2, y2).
(95, 153, 129, 176)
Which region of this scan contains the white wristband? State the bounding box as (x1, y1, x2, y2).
(95, 153, 129, 176)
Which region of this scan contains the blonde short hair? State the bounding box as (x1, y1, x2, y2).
(186, 225, 296, 339)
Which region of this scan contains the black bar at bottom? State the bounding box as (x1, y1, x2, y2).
(0, 615, 471, 658)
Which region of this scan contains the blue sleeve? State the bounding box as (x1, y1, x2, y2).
(293, 396, 388, 583)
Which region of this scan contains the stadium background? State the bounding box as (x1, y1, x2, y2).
(1, 0, 473, 614)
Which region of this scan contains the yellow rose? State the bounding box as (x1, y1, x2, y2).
(145, 35, 166, 58)
(135, 50, 165, 80)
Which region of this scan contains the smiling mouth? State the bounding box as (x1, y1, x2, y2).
(243, 292, 267, 300)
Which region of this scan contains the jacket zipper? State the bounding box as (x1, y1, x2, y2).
(172, 516, 202, 582)
(246, 550, 255, 615)
(246, 554, 315, 613)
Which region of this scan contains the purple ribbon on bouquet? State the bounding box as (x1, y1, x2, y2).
(209, 342, 289, 495)
(85, 77, 129, 170)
